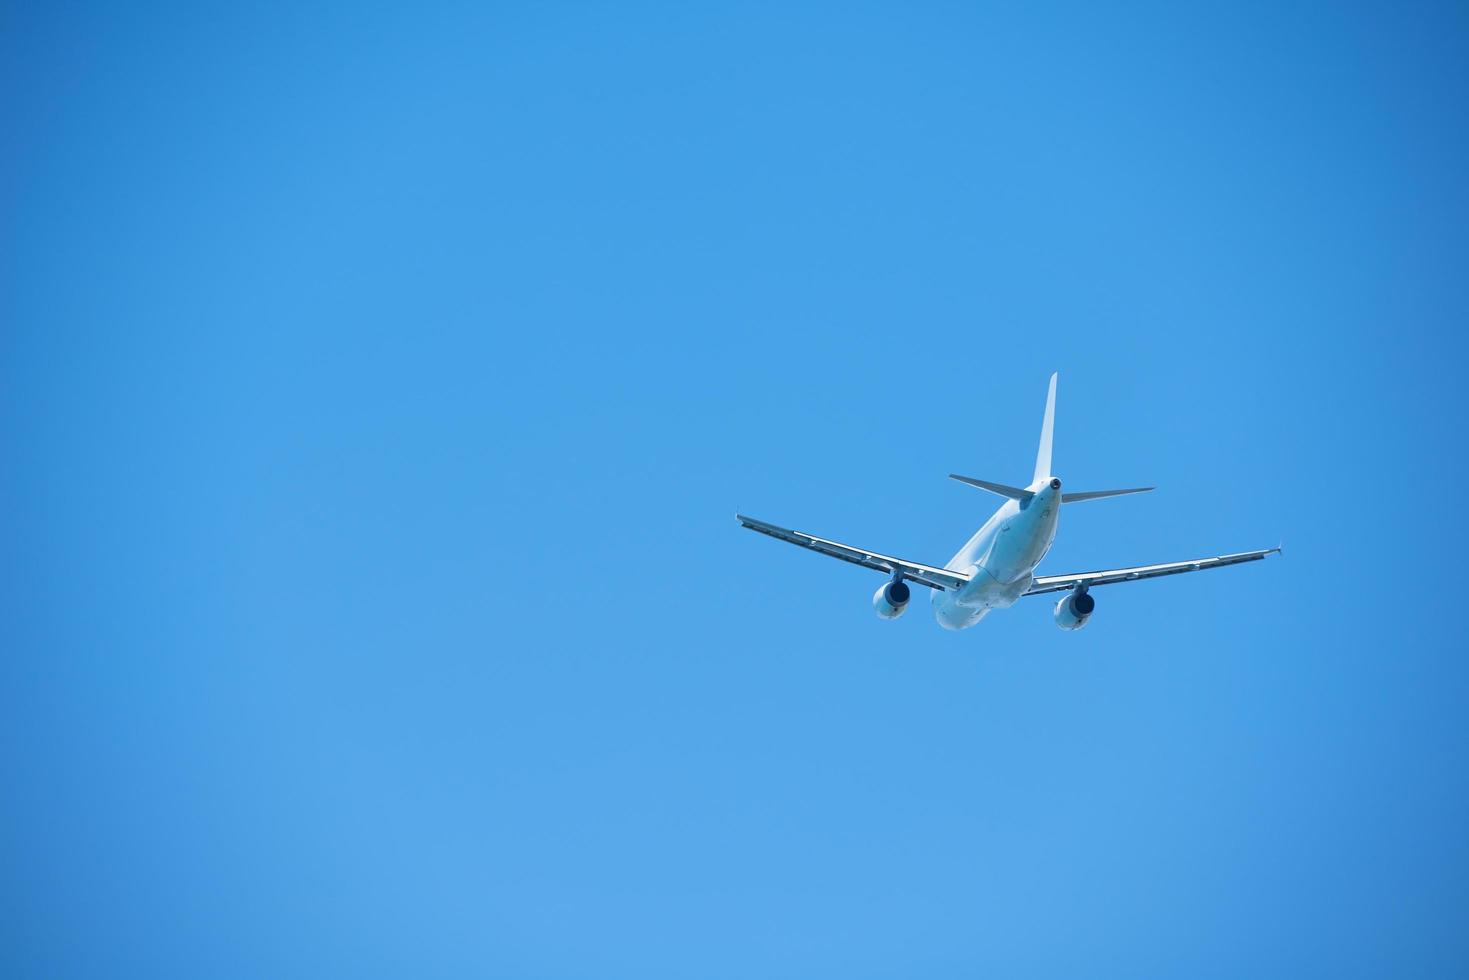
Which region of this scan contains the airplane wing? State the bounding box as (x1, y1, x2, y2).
(736, 514, 971, 591)
(1024, 547, 1281, 596)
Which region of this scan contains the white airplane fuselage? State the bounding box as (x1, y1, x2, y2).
(931, 477, 1063, 630)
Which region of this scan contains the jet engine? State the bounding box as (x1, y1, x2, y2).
(1053, 586, 1095, 631)
(872, 576, 912, 620)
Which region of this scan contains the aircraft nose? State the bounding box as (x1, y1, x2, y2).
(1050, 478, 1061, 490)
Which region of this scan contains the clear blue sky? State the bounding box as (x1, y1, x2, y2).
(4, 2, 1468, 976)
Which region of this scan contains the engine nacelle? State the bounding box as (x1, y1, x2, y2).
(872, 578, 912, 620)
(1053, 588, 1096, 631)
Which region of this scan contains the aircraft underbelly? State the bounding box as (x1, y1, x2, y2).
(931, 566, 1031, 629)
(932, 506, 1056, 630)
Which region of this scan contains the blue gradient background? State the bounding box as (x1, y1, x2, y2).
(4, 2, 1468, 976)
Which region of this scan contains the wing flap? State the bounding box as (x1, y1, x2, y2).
(1024, 547, 1280, 596)
(737, 514, 971, 591)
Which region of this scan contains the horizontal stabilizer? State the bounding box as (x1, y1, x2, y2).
(1061, 487, 1154, 503)
(949, 474, 1032, 500)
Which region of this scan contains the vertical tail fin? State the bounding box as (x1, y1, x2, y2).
(1033, 372, 1057, 483)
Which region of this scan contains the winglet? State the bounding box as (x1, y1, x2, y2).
(1034, 372, 1057, 483)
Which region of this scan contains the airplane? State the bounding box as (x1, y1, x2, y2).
(737, 373, 1278, 631)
